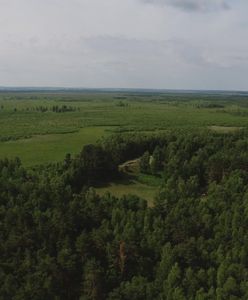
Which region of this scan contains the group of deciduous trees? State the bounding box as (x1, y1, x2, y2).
(1, 130, 248, 299)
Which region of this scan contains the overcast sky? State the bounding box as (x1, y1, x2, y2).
(0, 0, 247, 90)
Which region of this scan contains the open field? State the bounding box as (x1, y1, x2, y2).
(0, 127, 111, 166)
(96, 180, 157, 206)
(1, 91, 248, 166)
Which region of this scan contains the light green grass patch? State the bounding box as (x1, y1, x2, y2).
(0, 127, 111, 166)
(209, 126, 243, 133)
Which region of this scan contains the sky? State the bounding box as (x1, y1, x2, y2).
(0, 0, 247, 90)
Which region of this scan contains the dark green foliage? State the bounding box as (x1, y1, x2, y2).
(2, 130, 248, 299)
(140, 151, 150, 174)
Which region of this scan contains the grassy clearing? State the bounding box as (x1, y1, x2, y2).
(96, 159, 162, 206)
(95, 178, 158, 206)
(0, 127, 111, 166)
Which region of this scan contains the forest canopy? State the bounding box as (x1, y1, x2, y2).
(1, 129, 248, 299)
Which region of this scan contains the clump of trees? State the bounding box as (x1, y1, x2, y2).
(116, 101, 128, 107)
(2, 130, 248, 299)
(51, 105, 80, 113)
(26, 105, 80, 113)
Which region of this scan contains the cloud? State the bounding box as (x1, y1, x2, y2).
(0, 0, 247, 90)
(141, 0, 230, 12)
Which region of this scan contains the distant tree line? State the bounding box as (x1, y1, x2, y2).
(10, 105, 80, 113)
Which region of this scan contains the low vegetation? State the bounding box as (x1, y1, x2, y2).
(1, 91, 248, 166)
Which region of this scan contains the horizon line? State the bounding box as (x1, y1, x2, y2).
(0, 86, 248, 94)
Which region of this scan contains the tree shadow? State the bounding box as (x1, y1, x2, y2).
(94, 172, 137, 188)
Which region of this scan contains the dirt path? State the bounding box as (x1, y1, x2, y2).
(118, 158, 140, 174)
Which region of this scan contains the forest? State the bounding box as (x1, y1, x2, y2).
(2, 128, 248, 299)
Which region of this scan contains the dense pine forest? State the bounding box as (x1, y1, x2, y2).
(1, 129, 248, 299)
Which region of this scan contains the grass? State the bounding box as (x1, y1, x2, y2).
(95, 178, 158, 206)
(0, 127, 111, 166)
(96, 163, 163, 206)
(136, 173, 163, 187)
(208, 126, 243, 133)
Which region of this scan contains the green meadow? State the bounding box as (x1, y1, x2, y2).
(0, 127, 111, 166)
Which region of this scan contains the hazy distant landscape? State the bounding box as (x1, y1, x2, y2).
(1, 89, 248, 166)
